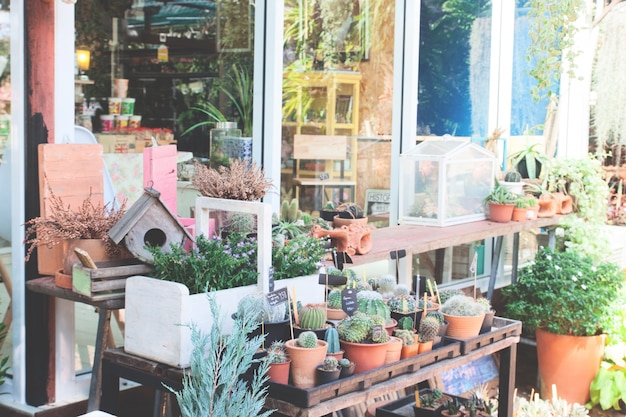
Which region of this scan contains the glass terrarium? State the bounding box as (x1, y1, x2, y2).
(399, 139, 495, 226)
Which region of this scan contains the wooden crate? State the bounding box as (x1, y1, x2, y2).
(72, 258, 152, 301)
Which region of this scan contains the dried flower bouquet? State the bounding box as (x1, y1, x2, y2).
(191, 158, 274, 201)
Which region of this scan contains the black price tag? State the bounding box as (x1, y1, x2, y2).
(266, 287, 288, 306)
(341, 288, 358, 316)
(334, 251, 353, 270)
(390, 249, 407, 260)
(318, 273, 348, 286)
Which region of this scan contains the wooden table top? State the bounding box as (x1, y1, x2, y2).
(26, 276, 125, 309)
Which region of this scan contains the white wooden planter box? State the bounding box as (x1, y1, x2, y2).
(124, 274, 324, 368)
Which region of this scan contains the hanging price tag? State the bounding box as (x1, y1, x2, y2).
(158, 44, 169, 62)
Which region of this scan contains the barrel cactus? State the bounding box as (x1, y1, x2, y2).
(387, 289, 418, 313)
(328, 289, 343, 309)
(357, 290, 391, 321)
(418, 316, 440, 343)
(266, 341, 288, 363)
(504, 170, 522, 182)
(322, 356, 339, 371)
(296, 331, 319, 348)
(394, 329, 415, 346)
(398, 316, 414, 330)
(299, 303, 327, 329)
(324, 327, 341, 354)
(426, 310, 445, 325)
(337, 312, 372, 343)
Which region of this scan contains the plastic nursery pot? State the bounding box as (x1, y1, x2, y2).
(267, 359, 291, 385)
(340, 339, 390, 374)
(487, 202, 514, 223)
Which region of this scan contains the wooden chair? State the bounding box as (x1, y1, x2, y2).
(292, 134, 357, 210)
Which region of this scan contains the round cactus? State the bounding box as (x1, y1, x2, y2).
(426, 310, 445, 325)
(299, 304, 327, 329)
(387, 293, 418, 313)
(418, 316, 440, 342)
(337, 311, 372, 343)
(378, 274, 397, 295)
(338, 358, 351, 367)
(324, 327, 341, 354)
(394, 329, 415, 346)
(328, 289, 343, 309)
(504, 170, 522, 182)
(354, 280, 373, 292)
(394, 284, 411, 296)
(398, 316, 414, 330)
(322, 356, 339, 371)
(440, 294, 485, 317)
(476, 297, 492, 314)
(296, 331, 319, 348)
(266, 341, 288, 363)
(357, 291, 391, 321)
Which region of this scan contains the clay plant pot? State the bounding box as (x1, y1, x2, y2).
(267, 359, 291, 385)
(340, 339, 390, 374)
(417, 340, 433, 354)
(316, 365, 341, 385)
(442, 313, 486, 339)
(536, 328, 606, 405)
(327, 307, 348, 321)
(62, 238, 112, 275)
(385, 318, 398, 337)
(400, 343, 419, 359)
(332, 215, 369, 228)
(537, 195, 558, 218)
(385, 336, 403, 364)
(511, 207, 528, 222)
(54, 268, 73, 289)
(487, 202, 514, 223)
(325, 350, 345, 361)
(552, 192, 573, 214)
(284, 339, 328, 388)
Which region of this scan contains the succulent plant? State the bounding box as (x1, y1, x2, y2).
(236, 293, 287, 324)
(397, 316, 414, 330)
(377, 274, 397, 296)
(387, 291, 418, 314)
(417, 316, 440, 343)
(354, 280, 373, 292)
(476, 297, 492, 314)
(338, 358, 352, 368)
(504, 170, 522, 182)
(328, 289, 343, 309)
(296, 331, 319, 348)
(321, 356, 339, 371)
(426, 310, 445, 325)
(266, 341, 288, 364)
(357, 290, 391, 321)
(438, 289, 464, 305)
(417, 298, 437, 310)
(324, 327, 341, 354)
(440, 294, 485, 317)
(281, 198, 302, 223)
(337, 312, 372, 343)
(393, 329, 414, 346)
(298, 303, 327, 329)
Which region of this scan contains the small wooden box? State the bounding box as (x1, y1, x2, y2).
(72, 258, 152, 301)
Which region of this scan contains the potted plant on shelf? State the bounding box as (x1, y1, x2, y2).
(336, 311, 391, 373)
(509, 143, 549, 179)
(394, 328, 418, 359)
(387, 284, 422, 330)
(357, 290, 397, 335)
(440, 397, 464, 417)
(512, 194, 539, 222)
(416, 315, 440, 354)
(285, 331, 328, 388)
(476, 297, 495, 334)
(326, 289, 348, 320)
(439, 294, 486, 339)
(265, 341, 291, 385)
(333, 202, 368, 227)
(338, 357, 355, 378)
(483, 184, 516, 223)
(234, 292, 291, 347)
(294, 303, 331, 339)
(323, 327, 344, 360)
(23, 187, 127, 288)
(315, 356, 341, 385)
(502, 247, 624, 405)
(414, 388, 451, 417)
(500, 170, 524, 195)
(426, 310, 448, 347)
(385, 334, 403, 364)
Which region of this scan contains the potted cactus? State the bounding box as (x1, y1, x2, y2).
(500, 170, 524, 195)
(315, 356, 341, 385)
(323, 327, 344, 360)
(416, 316, 440, 353)
(426, 310, 448, 347)
(357, 290, 397, 335)
(377, 274, 398, 298)
(265, 341, 291, 385)
(294, 303, 331, 339)
(394, 328, 418, 359)
(338, 357, 356, 378)
(440, 294, 486, 339)
(336, 311, 391, 373)
(326, 289, 348, 320)
(387, 284, 422, 330)
(285, 331, 329, 388)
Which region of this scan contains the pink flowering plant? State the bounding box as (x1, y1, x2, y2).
(502, 247, 624, 336)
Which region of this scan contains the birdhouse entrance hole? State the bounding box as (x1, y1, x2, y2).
(144, 228, 167, 248)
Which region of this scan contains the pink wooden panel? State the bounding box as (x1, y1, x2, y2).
(143, 145, 177, 215)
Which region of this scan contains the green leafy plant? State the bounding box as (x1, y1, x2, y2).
(509, 144, 549, 180)
(271, 235, 330, 281)
(483, 184, 517, 205)
(165, 295, 272, 417)
(502, 247, 624, 336)
(588, 341, 626, 411)
(515, 194, 538, 209)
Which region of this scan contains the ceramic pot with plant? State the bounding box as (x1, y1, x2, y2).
(333, 202, 368, 227)
(509, 143, 549, 179)
(483, 184, 516, 223)
(414, 388, 451, 417)
(357, 290, 397, 335)
(417, 316, 440, 353)
(285, 331, 328, 389)
(385, 335, 403, 364)
(426, 311, 448, 346)
(502, 247, 624, 405)
(394, 329, 418, 359)
(338, 357, 355, 378)
(336, 312, 390, 373)
(439, 295, 486, 339)
(265, 341, 291, 384)
(512, 194, 539, 222)
(323, 327, 344, 360)
(387, 284, 422, 330)
(316, 356, 341, 385)
(326, 289, 348, 320)
(499, 170, 524, 195)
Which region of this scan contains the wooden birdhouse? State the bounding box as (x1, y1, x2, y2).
(108, 187, 193, 263)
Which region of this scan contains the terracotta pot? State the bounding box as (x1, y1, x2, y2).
(326, 350, 345, 361)
(327, 307, 348, 320)
(511, 207, 528, 222)
(54, 268, 73, 289)
(385, 336, 403, 364)
(284, 339, 328, 388)
(538, 195, 558, 218)
(553, 192, 574, 214)
(385, 318, 398, 337)
(340, 339, 390, 374)
(487, 202, 514, 223)
(267, 359, 291, 385)
(536, 328, 606, 405)
(417, 340, 433, 354)
(316, 365, 341, 385)
(442, 313, 486, 339)
(62, 238, 111, 275)
(332, 215, 368, 228)
(400, 343, 419, 359)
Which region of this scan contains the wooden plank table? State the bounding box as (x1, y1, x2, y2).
(26, 276, 125, 412)
(351, 216, 562, 298)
